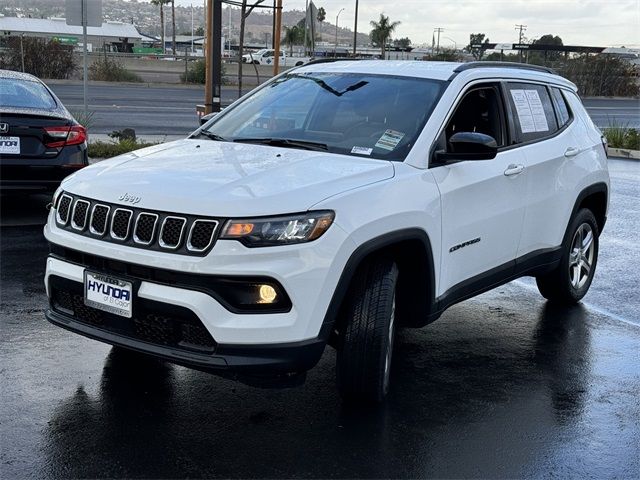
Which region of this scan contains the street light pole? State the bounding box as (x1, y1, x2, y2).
(334, 8, 344, 56)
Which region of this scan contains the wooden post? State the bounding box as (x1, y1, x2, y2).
(273, 0, 282, 75)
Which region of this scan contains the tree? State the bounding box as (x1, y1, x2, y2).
(150, 0, 170, 53)
(194, 26, 204, 37)
(467, 33, 490, 60)
(283, 25, 303, 56)
(530, 34, 564, 63)
(317, 7, 326, 23)
(393, 37, 411, 50)
(369, 14, 400, 59)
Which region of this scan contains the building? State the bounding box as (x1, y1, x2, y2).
(0, 16, 143, 52)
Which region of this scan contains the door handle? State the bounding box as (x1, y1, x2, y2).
(564, 147, 580, 157)
(504, 164, 525, 176)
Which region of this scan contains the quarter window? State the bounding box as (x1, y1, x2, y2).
(550, 87, 571, 128)
(506, 83, 558, 143)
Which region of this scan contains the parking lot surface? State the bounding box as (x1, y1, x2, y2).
(1, 159, 639, 478)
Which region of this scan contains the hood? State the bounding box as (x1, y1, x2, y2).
(63, 139, 395, 217)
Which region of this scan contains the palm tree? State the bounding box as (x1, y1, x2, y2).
(151, 0, 170, 53)
(283, 26, 303, 56)
(369, 14, 400, 59)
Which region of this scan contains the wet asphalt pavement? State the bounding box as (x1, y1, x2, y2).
(1, 159, 639, 478)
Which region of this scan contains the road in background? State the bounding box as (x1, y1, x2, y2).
(47, 81, 640, 136)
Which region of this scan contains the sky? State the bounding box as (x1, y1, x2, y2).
(152, 0, 639, 48)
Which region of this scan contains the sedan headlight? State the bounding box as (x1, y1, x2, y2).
(220, 211, 335, 247)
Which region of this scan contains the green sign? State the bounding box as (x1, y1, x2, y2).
(52, 36, 78, 45)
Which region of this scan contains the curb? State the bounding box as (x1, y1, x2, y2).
(608, 147, 640, 160)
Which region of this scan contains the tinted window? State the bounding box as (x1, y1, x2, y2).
(445, 85, 505, 147)
(0, 78, 57, 110)
(204, 72, 444, 161)
(550, 88, 571, 127)
(506, 83, 558, 143)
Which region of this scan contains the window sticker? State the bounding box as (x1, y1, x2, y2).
(375, 129, 405, 151)
(510, 89, 536, 133)
(525, 90, 549, 132)
(351, 146, 373, 156)
(510, 89, 549, 134)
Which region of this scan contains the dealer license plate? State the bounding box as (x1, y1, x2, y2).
(84, 271, 133, 318)
(0, 136, 20, 155)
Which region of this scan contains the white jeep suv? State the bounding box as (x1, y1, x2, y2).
(44, 61, 609, 402)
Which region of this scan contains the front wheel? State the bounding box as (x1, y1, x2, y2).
(336, 257, 399, 403)
(536, 208, 599, 304)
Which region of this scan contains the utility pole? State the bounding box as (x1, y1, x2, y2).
(515, 24, 526, 62)
(273, 0, 282, 75)
(352, 0, 358, 56)
(434, 27, 443, 58)
(204, 0, 222, 113)
(82, 0, 88, 115)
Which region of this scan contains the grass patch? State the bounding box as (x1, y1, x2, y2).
(89, 139, 158, 159)
(603, 124, 640, 150)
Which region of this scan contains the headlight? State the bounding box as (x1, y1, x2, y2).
(220, 211, 335, 247)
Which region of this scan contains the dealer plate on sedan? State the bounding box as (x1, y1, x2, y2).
(0, 136, 20, 155)
(84, 271, 133, 318)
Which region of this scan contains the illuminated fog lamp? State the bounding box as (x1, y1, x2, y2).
(258, 284, 278, 304)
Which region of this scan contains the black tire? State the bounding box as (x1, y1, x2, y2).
(336, 257, 399, 403)
(536, 208, 599, 304)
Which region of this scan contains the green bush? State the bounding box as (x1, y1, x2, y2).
(89, 57, 143, 82)
(0, 37, 76, 79)
(88, 139, 157, 159)
(181, 59, 226, 84)
(603, 125, 640, 150)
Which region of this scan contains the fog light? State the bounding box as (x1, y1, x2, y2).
(258, 284, 278, 303)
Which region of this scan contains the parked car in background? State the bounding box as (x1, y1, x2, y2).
(0, 70, 88, 193)
(241, 49, 311, 66)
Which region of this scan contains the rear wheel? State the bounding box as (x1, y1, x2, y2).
(336, 257, 399, 403)
(536, 208, 599, 304)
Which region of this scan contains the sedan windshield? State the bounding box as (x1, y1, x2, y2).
(202, 72, 444, 160)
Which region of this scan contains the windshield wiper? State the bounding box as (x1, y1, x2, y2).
(193, 130, 227, 141)
(233, 138, 328, 152)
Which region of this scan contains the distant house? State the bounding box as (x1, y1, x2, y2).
(0, 16, 143, 52)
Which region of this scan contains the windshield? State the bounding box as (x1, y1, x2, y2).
(202, 72, 444, 161)
(0, 78, 57, 110)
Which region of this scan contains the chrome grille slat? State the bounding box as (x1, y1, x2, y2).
(54, 193, 218, 256)
(133, 213, 159, 245)
(70, 200, 90, 231)
(110, 208, 133, 241)
(89, 204, 110, 236)
(56, 194, 73, 225)
(159, 216, 187, 249)
(187, 220, 219, 252)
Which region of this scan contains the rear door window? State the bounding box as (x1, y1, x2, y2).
(506, 83, 558, 143)
(0, 78, 57, 110)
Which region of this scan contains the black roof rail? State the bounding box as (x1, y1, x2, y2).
(453, 61, 557, 75)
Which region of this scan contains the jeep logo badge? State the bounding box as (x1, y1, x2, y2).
(119, 193, 141, 204)
(0, 123, 8, 134)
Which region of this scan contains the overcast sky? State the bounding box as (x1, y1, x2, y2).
(155, 0, 639, 48)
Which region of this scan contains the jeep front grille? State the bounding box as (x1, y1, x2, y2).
(54, 193, 221, 256)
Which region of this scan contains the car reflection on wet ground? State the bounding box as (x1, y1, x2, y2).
(0, 159, 638, 478)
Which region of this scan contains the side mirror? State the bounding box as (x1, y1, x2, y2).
(199, 111, 219, 126)
(435, 132, 498, 163)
